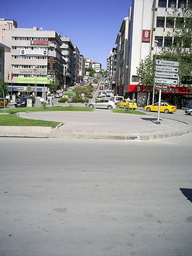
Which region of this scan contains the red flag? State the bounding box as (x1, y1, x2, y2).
(8, 72, 10, 80)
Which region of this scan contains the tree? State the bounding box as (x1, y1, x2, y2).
(136, 55, 155, 105)
(85, 67, 95, 77)
(0, 77, 8, 98)
(136, 55, 154, 88)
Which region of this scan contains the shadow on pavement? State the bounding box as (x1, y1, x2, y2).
(180, 188, 192, 203)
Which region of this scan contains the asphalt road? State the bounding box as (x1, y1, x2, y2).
(0, 135, 192, 256)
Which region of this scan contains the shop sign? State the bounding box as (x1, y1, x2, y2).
(31, 40, 48, 45)
(17, 77, 51, 84)
(127, 84, 192, 95)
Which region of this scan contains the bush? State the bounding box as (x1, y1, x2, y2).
(71, 97, 85, 103)
(58, 98, 68, 103)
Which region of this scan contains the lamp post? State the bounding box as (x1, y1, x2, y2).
(152, 40, 158, 105)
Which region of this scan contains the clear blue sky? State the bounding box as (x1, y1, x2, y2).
(1, 0, 132, 69)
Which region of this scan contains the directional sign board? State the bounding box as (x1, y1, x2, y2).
(155, 72, 178, 79)
(155, 60, 179, 67)
(155, 66, 178, 73)
(155, 78, 178, 85)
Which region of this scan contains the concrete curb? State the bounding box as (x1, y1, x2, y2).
(0, 125, 191, 140)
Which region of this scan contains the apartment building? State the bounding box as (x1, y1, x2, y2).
(115, 17, 129, 96)
(116, 0, 192, 107)
(2, 25, 63, 98)
(107, 48, 117, 91)
(0, 43, 10, 80)
(60, 36, 76, 87)
(92, 62, 101, 73)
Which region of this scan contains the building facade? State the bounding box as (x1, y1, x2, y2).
(116, 0, 192, 107)
(107, 48, 117, 91)
(115, 17, 129, 96)
(2, 26, 63, 99)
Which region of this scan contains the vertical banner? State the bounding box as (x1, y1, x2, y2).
(142, 30, 151, 42)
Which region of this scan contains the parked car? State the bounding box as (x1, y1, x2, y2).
(14, 97, 35, 108)
(118, 99, 137, 110)
(110, 96, 124, 103)
(104, 90, 114, 97)
(185, 102, 192, 115)
(88, 99, 117, 110)
(144, 102, 177, 113)
(0, 98, 8, 108)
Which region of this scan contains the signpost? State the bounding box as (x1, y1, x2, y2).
(153, 60, 179, 124)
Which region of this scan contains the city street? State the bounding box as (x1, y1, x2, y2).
(0, 135, 192, 256)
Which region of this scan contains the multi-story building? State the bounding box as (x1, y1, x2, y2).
(60, 36, 76, 87)
(92, 62, 101, 73)
(115, 17, 129, 96)
(0, 42, 10, 80)
(74, 45, 80, 84)
(116, 0, 192, 107)
(2, 25, 63, 99)
(107, 48, 117, 91)
(78, 54, 85, 83)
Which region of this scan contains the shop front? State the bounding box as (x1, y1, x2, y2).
(124, 84, 192, 108)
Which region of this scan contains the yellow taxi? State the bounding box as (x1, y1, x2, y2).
(144, 102, 177, 113)
(0, 98, 8, 108)
(118, 99, 137, 110)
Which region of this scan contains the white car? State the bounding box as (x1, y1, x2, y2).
(110, 96, 124, 103)
(89, 99, 117, 110)
(104, 90, 114, 97)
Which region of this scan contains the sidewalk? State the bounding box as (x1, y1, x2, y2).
(1, 107, 191, 140)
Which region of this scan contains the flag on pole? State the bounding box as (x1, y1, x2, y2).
(8, 72, 10, 80)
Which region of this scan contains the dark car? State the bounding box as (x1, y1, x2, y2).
(14, 97, 35, 108)
(185, 103, 192, 115)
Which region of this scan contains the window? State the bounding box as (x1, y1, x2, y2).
(132, 76, 138, 82)
(156, 17, 165, 27)
(183, 39, 191, 48)
(175, 17, 184, 28)
(173, 37, 182, 47)
(158, 0, 166, 7)
(178, 0, 186, 8)
(164, 37, 172, 46)
(166, 18, 174, 28)
(155, 37, 163, 47)
(168, 0, 176, 7)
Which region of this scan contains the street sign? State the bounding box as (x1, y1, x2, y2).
(155, 78, 178, 85)
(155, 85, 168, 89)
(155, 72, 178, 79)
(155, 66, 178, 73)
(155, 60, 179, 67)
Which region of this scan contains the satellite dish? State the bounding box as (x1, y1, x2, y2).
(40, 27, 43, 31)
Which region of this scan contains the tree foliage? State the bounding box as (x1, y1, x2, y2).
(136, 55, 154, 89)
(0, 77, 8, 97)
(85, 67, 96, 77)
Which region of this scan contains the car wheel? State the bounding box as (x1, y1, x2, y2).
(190, 111, 192, 116)
(164, 109, 169, 114)
(107, 105, 113, 110)
(123, 105, 127, 109)
(146, 107, 151, 112)
(89, 104, 94, 108)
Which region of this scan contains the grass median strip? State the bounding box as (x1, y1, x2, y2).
(113, 109, 146, 115)
(0, 114, 60, 128)
(4, 106, 93, 113)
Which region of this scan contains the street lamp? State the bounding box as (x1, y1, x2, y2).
(152, 40, 158, 105)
